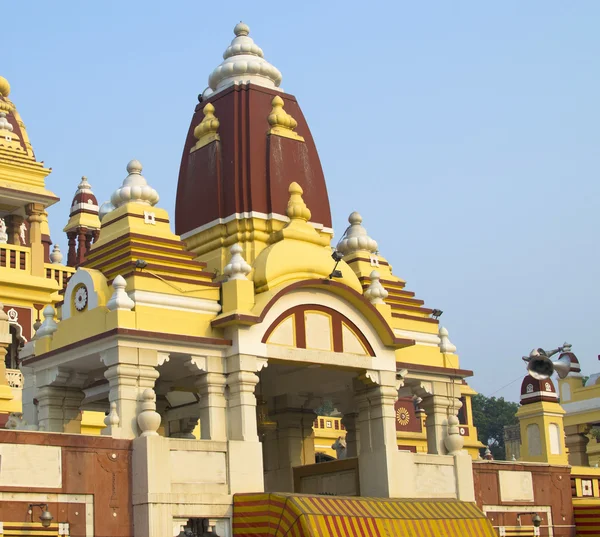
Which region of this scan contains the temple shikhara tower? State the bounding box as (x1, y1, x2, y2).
(4, 21, 593, 537)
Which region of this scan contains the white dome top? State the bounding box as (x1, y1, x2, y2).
(110, 160, 159, 209)
(205, 23, 283, 97)
(336, 212, 378, 256)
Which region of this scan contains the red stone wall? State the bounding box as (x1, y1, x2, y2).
(473, 461, 575, 537)
(0, 430, 132, 537)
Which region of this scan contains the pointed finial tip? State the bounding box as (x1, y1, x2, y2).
(439, 326, 449, 336)
(234, 22, 250, 36)
(349, 211, 362, 225)
(203, 102, 215, 115)
(369, 270, 380, 279)
(126, 159, 143, 174)
(0, 76, 10, 97)
(272, 95, 284, 106)
(230, 243, 243, 255)
(289, 182, 303, 195)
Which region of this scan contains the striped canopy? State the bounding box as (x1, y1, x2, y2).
(233, 493, 497, 537)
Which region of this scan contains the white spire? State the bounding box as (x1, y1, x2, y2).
(439, 326, 457, 354)
(204, 23, 283, 98)
(336, 212, 378, 256)
(223, 243, 251, 281)
(364, 270, 388, 305)
(110, 160, 159, 209)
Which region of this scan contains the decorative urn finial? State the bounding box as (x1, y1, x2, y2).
(337, 212, 378, 256)
(364, 270, 388, 304)
(223, 244, 251, 281)
(286, 182, 311, 222)
(110, 160, 159, 209)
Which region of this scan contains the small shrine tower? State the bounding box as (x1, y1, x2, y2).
(63, 176, 101, 266)
(516, 374, 568, 465)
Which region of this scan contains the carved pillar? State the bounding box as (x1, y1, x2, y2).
(565, 425, 590, 466)
(415, 381, 463, 455)
(41, 211, 52, 263)
(196, 372, 227, 440)
(6, 215, 23, 245)
(103, 347, 159, 439)
(84, 232, 93, 255)
(76, 227, 88, 266)
(227, 370, 260, 442)
(26, 203, 45, 276)
(66, 231, 77, 267)
(354, 371, 400, 497)
(341, 412, 359, 458)
(225, 354, 264, 494)
(263, 396, 315, 492)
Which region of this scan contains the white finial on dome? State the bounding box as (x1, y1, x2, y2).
(439, 326, 457, 354)
(107, 275, 135, 311)
(110, 160, 159, 209)
(36, 305, 58, 338)
(205, 22, 283, 97)
(0, 112, 13, 132)
(364, 270, 388, 305)
(50, 244, 63, 264)
(76, 176, 93, 194)
(336, 212, 378, 256)
(104, 401, 120, 428)
(223, 243, 251, 281)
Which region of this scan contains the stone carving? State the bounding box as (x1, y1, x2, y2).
(0, 218, 7, 244)
(332, 436, 347, 460)
(6, 412, 43, 431)
(19, 221, 27, 245)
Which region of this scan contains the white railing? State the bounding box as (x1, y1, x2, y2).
(6, 368, 24, 389)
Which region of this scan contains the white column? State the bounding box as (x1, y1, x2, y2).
(354, 371, 399, 497)
(226, 354, 264, 494)
(196, 372, 227, 441)
(103, 347, 159, 439)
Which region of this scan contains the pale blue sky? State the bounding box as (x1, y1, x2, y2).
(4, 2, 599, 400)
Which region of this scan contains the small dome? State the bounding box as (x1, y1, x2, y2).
(206, 23, 283, 96)
(110, 160, 159, 208)
(520, 374, 558, 405)
(0, 76, 10, 97)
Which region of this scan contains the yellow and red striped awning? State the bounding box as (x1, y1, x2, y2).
(233, 493, 497, 537)
(574, 504, 600, 535)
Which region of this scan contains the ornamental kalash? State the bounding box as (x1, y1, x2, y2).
(0, 23, 503, 537)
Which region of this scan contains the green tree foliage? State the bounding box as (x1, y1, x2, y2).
(471, 393, 519, 460)
(315, 399, 335, 416)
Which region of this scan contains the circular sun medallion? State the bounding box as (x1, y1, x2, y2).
(396, 407, 410, 426)
(75, 286, 88, 311)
